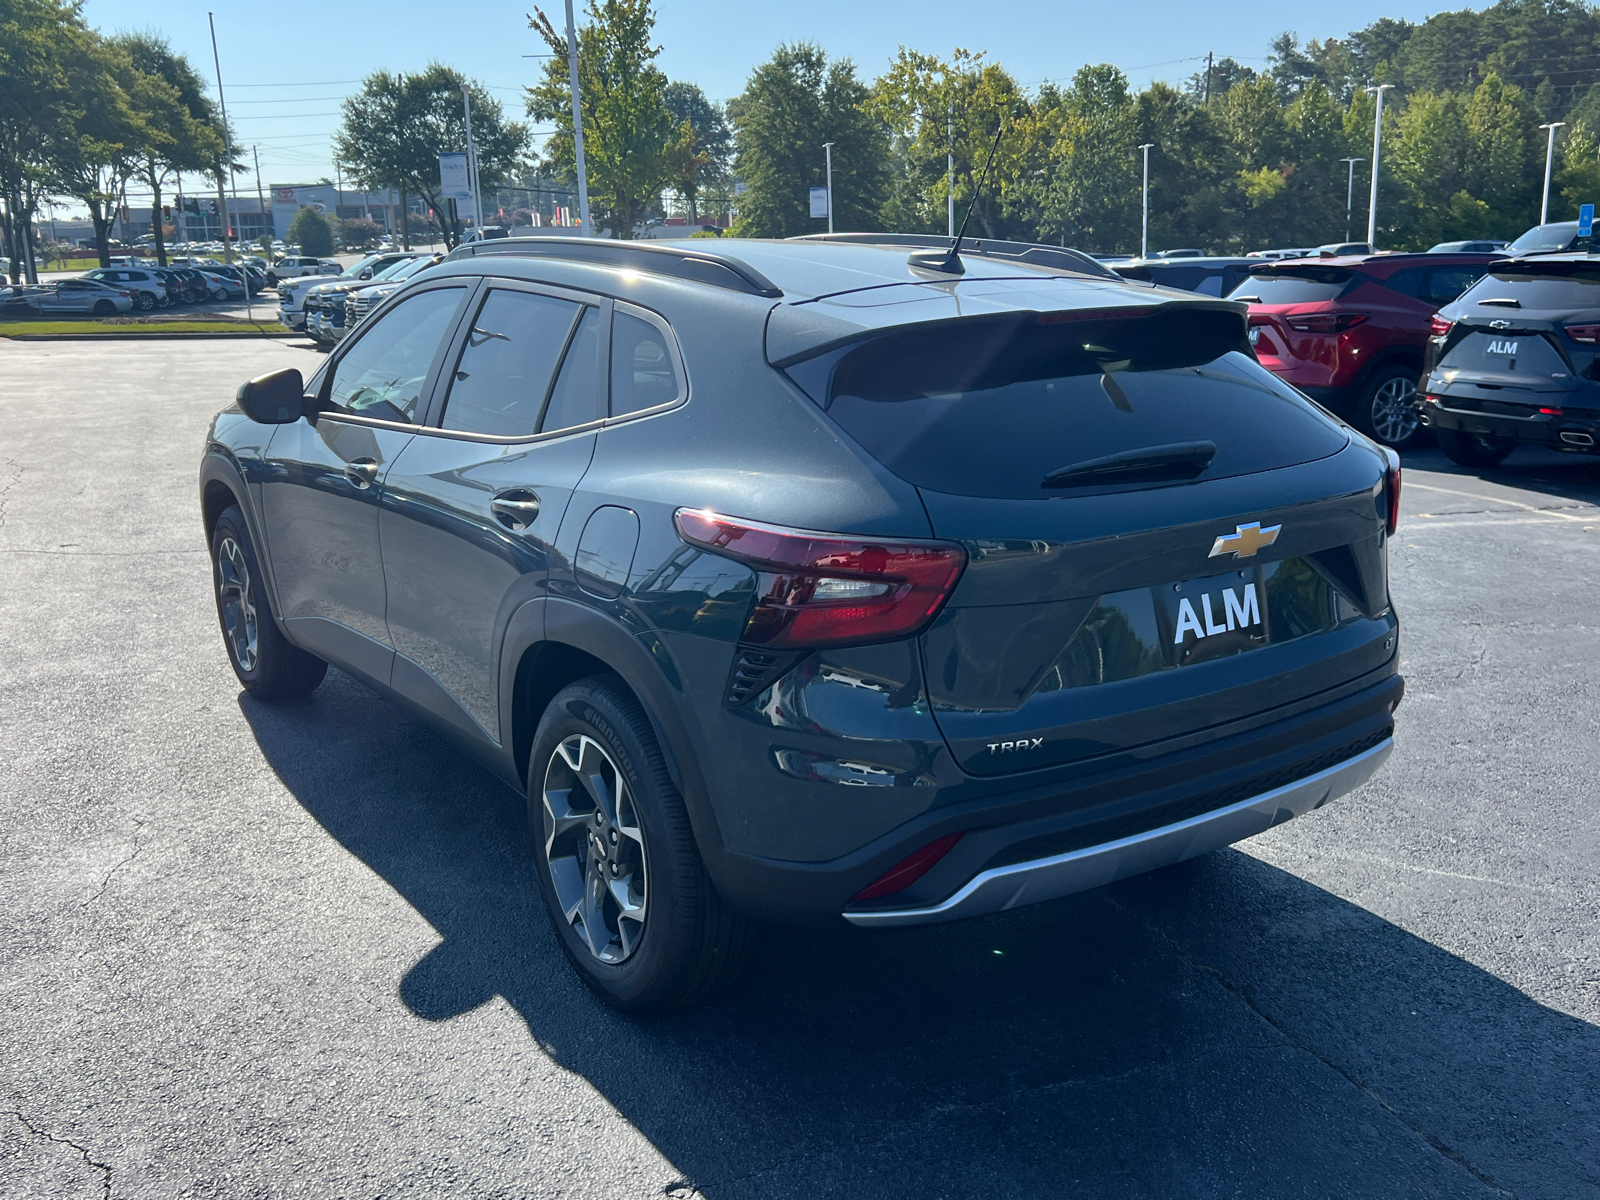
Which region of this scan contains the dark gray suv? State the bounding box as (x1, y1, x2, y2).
(200, 236, 1404, 1010)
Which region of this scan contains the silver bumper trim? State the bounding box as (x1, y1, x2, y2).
(842, 738, 1393, 928)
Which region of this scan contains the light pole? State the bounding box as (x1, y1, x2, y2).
(563, 0, 592, 233)
(461, 84, 480, 234)
(823, 141, 835, 234)
(1138, 143, 1154, 258)
(1365, 84, 1393, 249)
(947, 101, 955, 238)
(1339, 157, 1364, 243)
(1539, 122, 1566, 225)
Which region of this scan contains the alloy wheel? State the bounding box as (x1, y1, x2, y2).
(542, 734, 648, 964)
(1370, 376, 1420, 444)
(216, 536, 259, 672)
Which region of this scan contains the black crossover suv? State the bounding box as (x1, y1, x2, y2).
(1420, 253, 1600, 466)
(200, 235, 1403, 1010)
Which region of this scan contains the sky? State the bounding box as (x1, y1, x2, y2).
(74, 0, 1487, 214)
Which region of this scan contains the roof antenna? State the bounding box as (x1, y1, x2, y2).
(909, 117, 1007, 276)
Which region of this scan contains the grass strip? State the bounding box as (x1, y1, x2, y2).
(0, 319, 282, 337)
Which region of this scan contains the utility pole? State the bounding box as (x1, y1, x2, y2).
(460, 85, 480, 235)
(564, 0, 593, 234)
(1139, 143, 1155, 258)
(208, 11, 253, 325)
(1204, 51, 1214, 104)
(1365, 84, 1393, 250)
(823, 142, 835, 235)
(947, 100, 955, 238)
(1340, 157, 1364, 243)
(1539, 122, 1566, 225)
(175, 176, 188, 251)
(252, 145, 267, 253)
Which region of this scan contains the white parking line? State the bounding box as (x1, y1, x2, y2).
(1405, 479, 1593, 522)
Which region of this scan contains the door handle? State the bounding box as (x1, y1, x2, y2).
(491, 489, 541, 531)
(343, 457, 379, 489)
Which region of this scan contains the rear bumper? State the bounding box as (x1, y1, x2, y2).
(844, 737, 1391, 927)
(1419, 395, 1600, 450)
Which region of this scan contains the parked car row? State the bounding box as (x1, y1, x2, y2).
(279, 252, 441, 344)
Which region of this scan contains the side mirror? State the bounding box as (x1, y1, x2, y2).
(359, 268, 372, 279)
(236, 368, 306, 424)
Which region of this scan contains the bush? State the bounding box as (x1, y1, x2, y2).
(286, 207, 334, 257)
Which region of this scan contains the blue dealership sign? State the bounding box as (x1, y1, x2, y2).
(1580, 203, 1594, 237)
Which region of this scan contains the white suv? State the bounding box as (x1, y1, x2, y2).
(265, 256, 341, 288)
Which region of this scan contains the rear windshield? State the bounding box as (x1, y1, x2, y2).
(1459, 269, 1600, 310)
(786, 309, 1349, 499)
(1228, 271, 1353, 304)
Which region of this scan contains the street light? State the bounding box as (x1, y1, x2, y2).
(1138, 142, 1155, 258)
(1365, 85, 1393, 249)
(825, 142, 838, 236)
(1539, 122, 1566, 225)
(1339, 157, 1364, 243)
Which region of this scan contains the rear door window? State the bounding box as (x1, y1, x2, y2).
(788, 309, 1349, 500)
(440, 289, 585, 437)
(1228, 272, 1353, 304)
(1423, 265, 1485, 305)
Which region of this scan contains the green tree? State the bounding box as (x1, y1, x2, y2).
(287, 206, 334, 257)
(113, 32, 226, 267)
(527, 0, 691, 238)
(1026, 65, 1139, 251)
(663, 81, 730, 224)
(730, 43, 888, 238)
(336, 65, 527, 247)
(49, 32, 148, 266)
(0, 0, 82, 281)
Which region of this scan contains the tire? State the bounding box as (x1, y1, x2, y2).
(265, 273, 278, 288)
(1358, 364, 1425, 449)
(1437, 428, 1515, 468)
(135, 291, 155, 312)
(529, 675, 751, 1011)
(92, 299, 115, 316)
(209, 505, 327, 700)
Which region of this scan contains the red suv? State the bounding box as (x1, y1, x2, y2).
(1231, 254, 1496, 447)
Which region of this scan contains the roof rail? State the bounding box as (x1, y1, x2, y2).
(793, 232, 1119, 280)
(444, 236, 783, 298)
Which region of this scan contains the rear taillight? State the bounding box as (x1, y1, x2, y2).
(674, 509, 967, 649)
(1287, 312, 1369, 333)
(853, 833, 964, 901)
(1383, 455, 1401, 537)
(1566, 323, 1600, 343)
(1429, 315, 1453, 337)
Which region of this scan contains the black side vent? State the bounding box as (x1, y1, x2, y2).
(725, 649, 803, 706)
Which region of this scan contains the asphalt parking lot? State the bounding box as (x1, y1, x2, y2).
(2, 338, 1596, 1199)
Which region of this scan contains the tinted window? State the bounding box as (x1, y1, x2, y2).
(541, 307, 602, 432)
(1424, 265, 1485, 305)
(794, 311, 1348, 500)
(610, 311, 681, 416)
(1460, 269, 1600, 310)
(1228, 272, 1353, 304)
(440, 289, 582, 437)
(325, 287, 464, 423)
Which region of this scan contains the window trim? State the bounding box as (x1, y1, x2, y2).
(605, 299, 690, 425)
(412, 277, 613, 446)
(311, 277, 478, 432)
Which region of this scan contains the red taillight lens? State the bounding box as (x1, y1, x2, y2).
(1384, 458, 1401, 537)
(674, 509, 967, 649)
(853, 833, 964, 901)
(1429, 315, 1453, 337)
(1539, 406, 1564, 415)
(1286, 311, 1369, 333)
(1565, 323, 1600, 343)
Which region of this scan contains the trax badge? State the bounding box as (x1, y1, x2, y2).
(1208, 521, 1281, 559)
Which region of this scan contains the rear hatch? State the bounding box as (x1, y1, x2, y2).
(784, 301, 1396, 776)
(1429, 261, 1600, 414)
(1231, 265, 1357, 368)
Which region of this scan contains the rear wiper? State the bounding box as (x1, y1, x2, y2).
(1042, 441, 1217, 489)
(1476, 298, 1522, 307)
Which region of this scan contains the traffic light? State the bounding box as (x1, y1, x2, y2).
(162, 205, 172, 220)
(207, 200, 217, 215)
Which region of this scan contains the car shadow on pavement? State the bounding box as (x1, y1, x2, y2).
(1402, 444, 1600, 510)
(241, 670, 1598, 1200)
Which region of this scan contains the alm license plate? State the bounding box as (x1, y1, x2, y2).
(1154, 566, 1270, 666)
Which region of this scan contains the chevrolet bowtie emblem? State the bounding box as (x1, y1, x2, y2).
(1209, 521, 1281, 559)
